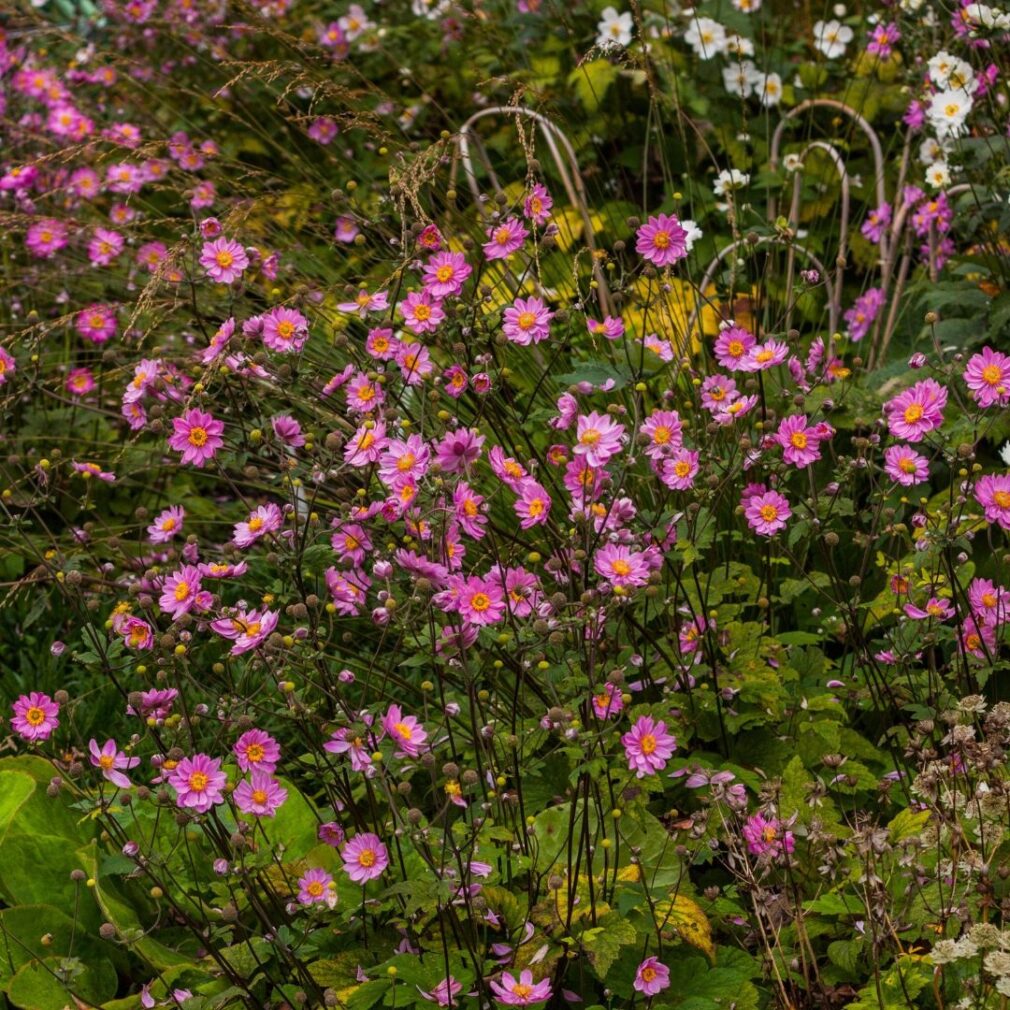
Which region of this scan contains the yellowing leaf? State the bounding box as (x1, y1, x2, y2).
(652, 892, 715, 963)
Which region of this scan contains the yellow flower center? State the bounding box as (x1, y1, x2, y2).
(653, 231, 670, 249)
(436, 265, 454, 282)
(470, 592, 491, 612)
(358, 849, 377, 867)
(25, 706, 45, 726)
(174, 581, 191, 601)
(188, 427, 208, 447)
(215, 250, 234, 268)
(982, 364, 1002, 385)
(517, 311, 536, 330)
(790, 432, 808, 449)
(640, 734, 657, 754)
(760, 504, 779, 522)
(414, 304, 431, 321)
(248, 516, 264, 533)
(994, 491, 1010, 508)
(903, 403, 924, 423)
(189, 771, 208, 791)
(251, 790, 268, 805)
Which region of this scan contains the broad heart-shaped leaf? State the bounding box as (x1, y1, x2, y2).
(257, 777, 324, 860)
(652, 893, 715, 963)
(75, 842, 196, 971)
(0, 904, 117, 989)
(582, 912, 637, 979)
(0, 758, 101, 931)
(7, 955, 117, 1010)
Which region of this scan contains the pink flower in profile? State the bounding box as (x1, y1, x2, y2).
(660, 448, 700, 490)
(422, 251, 472, 298)
(399, 290, 445, 335)
(903, 596, 954, 621)
(168, 409, 224, 467)
(524, 183, 553, 225)
(883, 444, 929, 486)
(298, 867, 336, 906)
(89, 739, 140, 789)
(211, 609, 279, 656)
(234, 772, 288, 818)
(342, 832, 390, 883)
(262, 307, 309, 353)
(272, 415, 305, 447)
(382, 704, 428, 757)
(622, 716, 677, 777)
(435, 428, 485, 472)
(76, 304, 118, 344)
(964, 347, 1010, 407)
(574, 411, 626, 467)
(744, 488, 791, 536)
(482, 217, 528, 260)
(714, 325, 756, 371)
(503, 296, 553, 345)
(976, 474, 1010, 530)
(233, 503, 283, 548)
(11, 692, 59, 741)
(489, 971, 551, 1006)
(742, 812, 795, 857)
(200, 237, 248, 284)
(148, 506, 185, 543)
(419, 977, 464, 1007)
(587, 316, 625, 340)
(234, 729, 281, 773)
(635, 213, 688, 267)
(633, 957, 670, 996)
(337, 289, 389, 318)
(72, 461, 116, 482)
(158, 565, 203, 619)
(776, 415, 823, 467)
(884, 379, 947, 442)
(168, 754, 227, 813)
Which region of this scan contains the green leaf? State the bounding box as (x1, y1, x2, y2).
(7, 956, 117, 1010)
(568, 60, 620, 113)
(582, 913, 637, 979)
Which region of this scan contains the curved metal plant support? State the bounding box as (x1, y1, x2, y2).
(688, 235, 838, 349)
(450, 106, 614, 317)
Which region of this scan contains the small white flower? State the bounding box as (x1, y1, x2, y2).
(918, 136, 943, 165)
(927, 89, 973, 139)
(928, 51, 975, 91)
(731, 0, 761, 11)
(999, 441, 1010, 467)
(722, 59, 759, 97)
(813, 19, 853, 58)
(832, 2, 846, 14)
(684, 16, 727, 59)
(725, 33, 755, 57)
(680, 219, 703, 251)
(713, 168, 750, 196)
(758, 71, 783, 107)
(597, 7, 634, 48)
(783, 153, 804, 172)
(926, 161, 951, 189)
